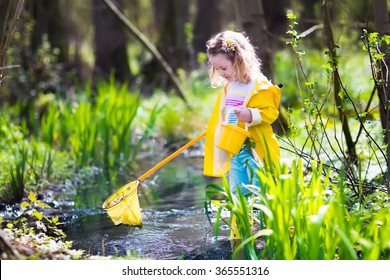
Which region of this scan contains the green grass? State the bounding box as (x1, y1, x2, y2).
(0, 114, 74, 202)
(0, 77, 158, 201)
(206, 159, 390, 260)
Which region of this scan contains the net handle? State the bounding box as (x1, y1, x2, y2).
(137, 131, 206, 182)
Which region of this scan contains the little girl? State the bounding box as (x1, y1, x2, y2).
(203, 30, 281, 196)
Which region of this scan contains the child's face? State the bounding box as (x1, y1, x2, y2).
(209, 53, 234, 82)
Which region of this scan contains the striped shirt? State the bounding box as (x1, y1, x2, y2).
(225, 81, 252, 124)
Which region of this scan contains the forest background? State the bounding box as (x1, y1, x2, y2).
(0, 0, 389, 260)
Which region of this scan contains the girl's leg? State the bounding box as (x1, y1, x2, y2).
(239, 151, 260, 187)
(228, 149, 260, 241)
(229, 148, 260, 195)
(228, 149, 260, 242)
(228, 154, 250, 195)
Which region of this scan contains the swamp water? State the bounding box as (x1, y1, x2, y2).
(63, 156, 233, 260)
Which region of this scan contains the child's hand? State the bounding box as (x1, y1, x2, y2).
(234, 108, 252, 123)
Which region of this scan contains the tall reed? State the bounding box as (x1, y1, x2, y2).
(94, 79, 140, 169)
(206, 159, 390, 260)
(43, 78, 142, 170)
(255, 159, 390, 260)
(69, 101, 98, 167)
(8, 144, 28, 202)
(0, 112, 66, 202)
(41, 102, 60, 148)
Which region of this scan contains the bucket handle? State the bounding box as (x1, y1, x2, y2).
(225, 108, 237, 125)
(225, 108, 249, 131)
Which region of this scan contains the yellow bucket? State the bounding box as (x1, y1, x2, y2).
(102, 181, 142, 227)
(217, 122, 251, 155)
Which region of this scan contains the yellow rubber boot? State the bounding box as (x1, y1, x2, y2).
(229, 215, 241, 240)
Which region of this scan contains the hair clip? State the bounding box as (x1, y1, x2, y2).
(221, 40, 237, 53)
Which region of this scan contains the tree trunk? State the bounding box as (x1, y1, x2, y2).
(299, 0, 320, 31)
(0, 0, 24, 88)
(236, 0, 288, 135)
(262, 0, 290, 49)
(158, 0, 189, 68)
(193, 0, 221, 67)
(141, 0, 189, 92)
(236, 0, 273, 79)
(103, 0, 187, 102)
(18, 0, 90, 93)
(374, 0, 390, 193)
(322, 1, 357, 166)
(28, 0, 70, 63)
(93, 0, 131, 84)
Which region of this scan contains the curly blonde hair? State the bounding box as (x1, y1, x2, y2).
(206, 30, 263, 87)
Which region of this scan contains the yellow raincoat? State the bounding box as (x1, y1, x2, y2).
(204, 79, 281, 177)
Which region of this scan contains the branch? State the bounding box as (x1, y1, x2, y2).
(0, 0, 25, 88)
(102, 0, 188, 103)
(0, 64, 20, 70)
(298, 24, 324, 38)
(0, 0, 25, 59)
(322, 0, 357, 165)
(0, 229, 21, 259)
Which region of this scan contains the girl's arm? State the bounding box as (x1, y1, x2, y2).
(246, 85, 281, 126)
(233, 97, 279, 125)
(234, 108, 253, 123)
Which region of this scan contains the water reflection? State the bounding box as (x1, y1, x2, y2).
(64, 156, 232, 259)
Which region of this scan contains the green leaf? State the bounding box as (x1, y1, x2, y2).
(253, 203, 274, 220)
(28, 191, 37, 203)
(286, 12, 296, 20)
(32, 209, 43, 221)
(381, 35, 390, 45)
(373, 53, 385, 60)
(52, 216, 59, 224)
(36, 201, 51, 209)
(20, 201, 31, 209)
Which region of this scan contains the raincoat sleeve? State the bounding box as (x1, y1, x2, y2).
(248, 84, 281, 125)
(246, 84, 281, 168)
